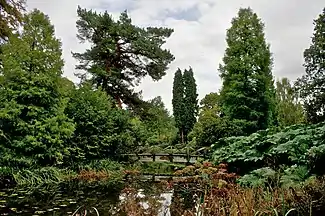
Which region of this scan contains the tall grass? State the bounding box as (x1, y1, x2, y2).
(12, 167, 73, 186)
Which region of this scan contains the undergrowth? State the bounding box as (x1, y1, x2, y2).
(0, 159, 129, 187)
(212, 122, 325, 187)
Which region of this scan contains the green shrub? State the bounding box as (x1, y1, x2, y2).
(213, 123, 325, 174)
(213, 122, 325, 186)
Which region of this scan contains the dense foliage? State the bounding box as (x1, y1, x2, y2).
(183, 68, 198, 140)
(65, 83, 135, 164)
(276, 78, 306, 127)
(172, 67, 198, 143)
(0, 8, 178, 174)
(0, 9, 75, 168)
(191, 93, 240, 147)
(172, 68, 185, 143)
(212, 122, 325, 185)
(1, 3, 325, 202)
(219, 7, 276, 136)
(296, 8, 325, 124)
(73, 6, 174, 109)
(0, 0, 25, 42)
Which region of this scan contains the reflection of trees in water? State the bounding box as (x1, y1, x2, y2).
(1, 181, 174, 216)
(170, 183, 201, 215)
(1, 182, 122, 215)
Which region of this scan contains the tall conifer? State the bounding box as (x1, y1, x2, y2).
(219, 7, 276, 135)
(183, 67, 198, 140)
(172, 68, 184, 143)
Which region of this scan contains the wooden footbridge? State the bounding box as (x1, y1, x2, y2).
(121, 150, 210, 181)
(121, 153, 207, 164)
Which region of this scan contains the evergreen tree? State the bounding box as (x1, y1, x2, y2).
(183, 67, 198, 140)
(0, 9, 75, 167)
(219, 7, 276, 136)
(172, 68, 185, 143)
(73, 6, 174, 109)
(276, 78, 305, 127)
(296, 8, 325, 124)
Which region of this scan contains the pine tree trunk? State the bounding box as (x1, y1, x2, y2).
(115, 95, 122, 108)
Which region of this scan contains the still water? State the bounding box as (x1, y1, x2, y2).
(0, 181, 176, 216)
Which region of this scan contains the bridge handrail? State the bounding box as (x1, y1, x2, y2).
(121, 153, 204, 157)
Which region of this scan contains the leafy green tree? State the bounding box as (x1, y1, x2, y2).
(65, 83, 134, 163)
(59, 77, 75, 99)
(73, 6, 174, 109)
(296, 8, 325, 124)
(219, 7, 276, 136)
(183, 67, 198, 140)
(191, 92, 241, 147)
(143, 96, 177, 146)
(0, 9, 75, 167)
(276, 78, 305, 127)
(0, 0, 26, 42)
(131, 96, 178, 153)
(172, 68, 185, 143)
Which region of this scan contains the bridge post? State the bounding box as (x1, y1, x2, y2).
(186, 146, 190, 165)
(169, 153, 173, 162)
(152, 153, 155, 162)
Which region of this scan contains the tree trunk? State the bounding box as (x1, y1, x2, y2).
(115, 95, 122, 109)
(181, 129, 184, 144)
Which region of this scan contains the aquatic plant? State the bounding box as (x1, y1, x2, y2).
(12, 167, 72, 187)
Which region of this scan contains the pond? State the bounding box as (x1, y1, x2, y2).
(0, 180, 187, 216)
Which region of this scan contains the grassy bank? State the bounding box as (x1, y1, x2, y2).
(0, 160, 132, 188)
(0, 160, 188, 188)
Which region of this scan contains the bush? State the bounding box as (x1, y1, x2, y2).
(212, 122, 325, 180)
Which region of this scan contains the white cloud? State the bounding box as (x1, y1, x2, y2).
(26, 0, 325, 111)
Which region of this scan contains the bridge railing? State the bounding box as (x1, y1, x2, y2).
(121, 153, 207, 164)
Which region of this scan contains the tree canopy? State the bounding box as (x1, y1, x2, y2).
(219, 7, 276, 136)
(296, 8, 325, 124)
(0, 9, 75, 167)
(276, 78, 305, 127)
(0, 0, 26, 42)
(73, 6, 175, 109)
(172, 68, 185, 143)
(183, 67, 198, 139)
(172, 67, 198, 143)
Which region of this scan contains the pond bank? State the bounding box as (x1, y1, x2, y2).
(2, 162, 325, 215)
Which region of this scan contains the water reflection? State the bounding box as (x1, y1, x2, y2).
(0, 181, 178, 216)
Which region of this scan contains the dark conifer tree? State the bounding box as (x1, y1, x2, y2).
(183, 67, 198, 141)
(172, 68, 185, 143)
(219, 7, 276, 135)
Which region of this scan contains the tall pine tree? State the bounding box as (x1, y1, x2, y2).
(219, 7, 276, 136)
(183, 67, 198, 141)
(73, 7, 174, 109)
(0, 9, 75, 167)
(172, 68, 185, 143)
(296, 8, 325, 124)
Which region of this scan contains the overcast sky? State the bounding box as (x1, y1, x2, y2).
(26, 0, 324, 111)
